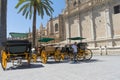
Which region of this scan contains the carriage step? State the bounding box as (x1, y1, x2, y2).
(10, 57, 22, 60)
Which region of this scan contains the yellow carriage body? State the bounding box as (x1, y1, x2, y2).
(32, 45, 63, 64)
(41, 46, 63, 64)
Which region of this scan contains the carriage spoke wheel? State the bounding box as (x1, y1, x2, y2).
(32, 54, 37, 62)
(41, 50, 47, 64)
(54, 50, 61, 62)
(1, 50, 7, 70)
(84, 49, 93, 60)
(61, 53, 65, 60)
(77, 50, 85, 61)
(25, 53, 31, 65)
(69, 53, 74, 61)
(27, 56, 31, 65)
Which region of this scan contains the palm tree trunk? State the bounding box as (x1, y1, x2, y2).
(32, 5, 37, 47)
(0, 0, 7, 46)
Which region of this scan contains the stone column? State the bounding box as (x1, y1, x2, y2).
(67, 0, 71, 43)
(90, 8, 97, 47)
(105, 5, 112, 38)
(78, 12, 83, 42)
(65, 19, 70, 40)
(78, 2, 83, 42)
(105, 2, 114, 46)
(90, 11, 94, 41)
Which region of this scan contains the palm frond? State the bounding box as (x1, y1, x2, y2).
(15, 0, 54, 47)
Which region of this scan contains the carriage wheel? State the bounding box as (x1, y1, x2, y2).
(32, 54, 37, 62)
(54, 50, 61, 62)
(1, 50, 7, 70)
(77, 49, 85, 61)
(27, 56, 31, 65)
(40, 50, 47, 64)
(69, 53, 74, 61)
(63, 52, 68, 59)
(26, 53, 31, 65)
(61, 54, 65, 60)
(84, 49, 93, 60)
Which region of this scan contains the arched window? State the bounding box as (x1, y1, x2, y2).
(68, 0, 72, 5)
(73, 1, 76, 6)
(55, 23, 59, 32)
(78, 0, 81, 4)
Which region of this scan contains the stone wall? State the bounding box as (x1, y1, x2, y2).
(113, 13, 120, 37)
(70, 15, 80, 37)
(64, 0, 120, 50)
(91, 47, 120, 56)
(80, 11, 92, 41)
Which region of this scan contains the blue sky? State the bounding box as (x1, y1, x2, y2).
(7, 0, 65, 37)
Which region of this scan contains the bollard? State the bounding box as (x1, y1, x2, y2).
(99, 46, 102, 56)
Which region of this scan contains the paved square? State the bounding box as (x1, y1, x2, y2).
(0, 55, 120, 80)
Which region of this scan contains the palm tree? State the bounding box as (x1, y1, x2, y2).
(15, 0, 54, 47)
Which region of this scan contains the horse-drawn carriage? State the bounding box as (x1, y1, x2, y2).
(0, 40, 31, 70)
(77, 42, 93, 60)
(60, 42, 93, 61)
(31, 44, 64, 64)
(31, 37, 64, 64)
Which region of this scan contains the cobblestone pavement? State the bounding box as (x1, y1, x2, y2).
(0, 55, 120, 80)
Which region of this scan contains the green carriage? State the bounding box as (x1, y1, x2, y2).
(1, 40, 31, 70)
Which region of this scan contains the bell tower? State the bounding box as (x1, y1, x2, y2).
(66, 0, 82, 10)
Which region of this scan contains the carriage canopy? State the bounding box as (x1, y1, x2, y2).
(9, 32, 28, 38)
(68, 37, 85, 40)
(38, 37, 54, 42)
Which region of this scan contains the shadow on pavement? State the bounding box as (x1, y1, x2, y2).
(81, 59, 100, 63)
(46, 60, 69, 64)
(42, 58, 101, 64)
(6, 62, 44, 70)
(69, 59, 101, 64)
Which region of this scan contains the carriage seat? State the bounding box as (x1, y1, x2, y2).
(45, 46, 56, 52)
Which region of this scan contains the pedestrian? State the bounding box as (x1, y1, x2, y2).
(104, 45, 108, 55)
(71, 42, 78, 63)
(99, 46, 102, 56)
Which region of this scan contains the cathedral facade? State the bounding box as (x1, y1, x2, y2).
(63, 0, 120, 54)
(40, 0, 120, 54)
(46, 15, 66, 43)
